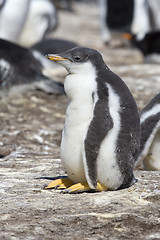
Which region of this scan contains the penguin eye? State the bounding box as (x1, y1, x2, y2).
(74, 56, 81, 61)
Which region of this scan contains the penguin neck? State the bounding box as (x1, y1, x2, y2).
(64, 61, 98, 102)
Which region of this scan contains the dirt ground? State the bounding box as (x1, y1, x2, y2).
(0, 1, 160, 240)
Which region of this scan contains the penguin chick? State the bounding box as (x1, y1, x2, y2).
(123, 31, 160, 63)
(135, 93, 160, 171)
(0, 39, 64, 96)
(44, 47, 141, 193)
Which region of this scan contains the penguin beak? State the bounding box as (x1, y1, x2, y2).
(122, 33, 133, 40)
(45, 54, 68, 62)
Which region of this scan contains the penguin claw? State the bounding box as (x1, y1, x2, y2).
(60, 189, 71, 194)
(63, 182, 108, 193)
(61, 182, 91, 193)
(43, 178, 108, 193)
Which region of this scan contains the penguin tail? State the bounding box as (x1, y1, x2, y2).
(118, 174, 137, 190)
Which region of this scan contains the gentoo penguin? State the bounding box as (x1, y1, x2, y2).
(135, 93, 160, 171)
(0, 39, 64, 95)
(44, 47, 141, 193)
(0, 0, 30, 43)
(31, 38, 78, 70)
(123, 31, 160, 63)
(99, 0, 133, 44)
(19, 0, 58, 47)
(99, 0, 151, 44)
(147, 0, 160, 30)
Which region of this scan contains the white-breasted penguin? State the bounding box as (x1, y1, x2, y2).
(147, 0, 160, 30)
(0, 39, 64, 96)
(135, 93, 160, 171)
(0, 0, 57, 47)
(19, 0, 58, 47)
(0, 0, 31, 43)
(99, 0, 151, 44)
(123, 31, 160, 63)
(44, 47, 141, 193)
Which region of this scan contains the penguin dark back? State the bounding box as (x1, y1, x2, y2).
(0, 39, 42, 86)
(0, 39, 64, 95)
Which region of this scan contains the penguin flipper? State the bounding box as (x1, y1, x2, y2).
(83, 100, 113, 189)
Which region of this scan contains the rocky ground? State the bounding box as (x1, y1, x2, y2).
(0, 1, 160, 240)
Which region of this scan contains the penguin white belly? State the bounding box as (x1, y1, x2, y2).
(145, 54, 160, 64)
(97, 84, 123, 189)
(131, 0, 151, 34)
(61, 69, 97, 183)
(61, 101, 94, 183)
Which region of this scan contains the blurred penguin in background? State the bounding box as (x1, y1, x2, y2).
(0, 0, 58, 47)
(99, 0, 160, 44)
(122, 0, 160, 63)
(147, 0, 160, 31)
(123, 31, 160, 63)
(19, 0, 58, 47)
(0, 0, 31, 43)
(0, 39, 64, 96)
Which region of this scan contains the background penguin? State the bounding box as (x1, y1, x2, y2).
(147, 0, 160, 30)
(19, 0, 58, 47)
(0, 39, 64, 96)
(99, 0, 151, 44)
(123, 31, 160, 63)
(0, 0, 57, 47)
(44, 47, 141, 193)
(0, 0, 30, 43)
(135, 93, 160, 171)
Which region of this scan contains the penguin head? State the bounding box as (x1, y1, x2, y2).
(45, 47, 105, 73)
